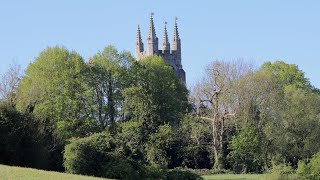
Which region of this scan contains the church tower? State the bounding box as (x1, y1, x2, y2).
(135, 15, 186, 85)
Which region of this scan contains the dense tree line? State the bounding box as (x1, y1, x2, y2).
(1, 45, 320, 179)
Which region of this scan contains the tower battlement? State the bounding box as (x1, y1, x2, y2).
(136, 15, 186, 85)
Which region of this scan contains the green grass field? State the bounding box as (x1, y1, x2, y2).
(202, 174, 265, 180)
(0, 164, 269, 180)
(0, 164, 110, 180)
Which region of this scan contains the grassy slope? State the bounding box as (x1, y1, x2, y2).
(202, 174, 266, 180)
(0, 164, 270, 180)
(0, 165, 110, 180)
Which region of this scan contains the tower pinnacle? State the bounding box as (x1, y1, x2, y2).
(172, 17, 181, 59)
(148, 13, 157, 41)
(136, 25, 144, 56)
(173, 17, 180, 41)
(162, 22, 170, 51)
(146, 13, 158, 55)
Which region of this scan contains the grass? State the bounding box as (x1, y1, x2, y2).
(0, 164, 110, 180)
(2, 164, 294, 180)
(202, 174, 266, 180)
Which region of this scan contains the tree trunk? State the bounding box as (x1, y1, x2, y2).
(212, 118, 225, 170)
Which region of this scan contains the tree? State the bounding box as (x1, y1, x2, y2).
(16, 46, 93, 141)
(0, 102, 63, 170)
(261, 61, 312, 90)
(265, 86, 320, 166)
(0, 102, 37, 167)
(175, 114, 213, 169)
(228, 125, 265, 173)
(122, 56, 188, 133)
(0, 63, 22, 105)
(145, 124, 174, 167)
(86, 46, 134, 130)
(235, 69, 281, 130)
(192, 60, 254, 169)
(259, 61, 320, 166)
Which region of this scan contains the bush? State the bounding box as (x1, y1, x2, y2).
(175, 115, 213, 169)
(0, 103, 60, 170)
(264, 163, 297, 180)
(297, 152, 320, 180)
(63, 132, 147, 180)
(145, 124, 174, 166)
(166, 168, 232, 176)
(228, 126, 265, 173)
(165, 169, 203, 180)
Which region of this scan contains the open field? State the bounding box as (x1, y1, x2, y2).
(202, 174, 266, 180)
(0, 164, 110, 180)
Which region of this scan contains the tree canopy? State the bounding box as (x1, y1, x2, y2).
(1, 45, 320, 179)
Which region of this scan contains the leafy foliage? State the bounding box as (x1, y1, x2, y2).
(297, 152, 320, 180)
(261, 61, 312, 90)
(0, 102, 63, 170)
(86, 46, 134, 129)
(265, 86, 320, 166)
(265, 164, 297, 180)
(3, 44, 320, 177)
(228, 126, 265, 173)
(122, 56, 188, 132)
(64, 132, 147, 179)
(0, 102, 37, 166)
(145, 124, 175, 167)
(176, 114, 213, 169)
(165, 169, 203, 180)
(17, 46, 94, 141)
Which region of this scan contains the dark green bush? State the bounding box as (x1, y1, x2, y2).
(0, 103, 60, 170)
(63, 132, 147, 180)
(165, 169, 203, 180)
(145, 124, 174, 166)
(228, 126, 265, 173)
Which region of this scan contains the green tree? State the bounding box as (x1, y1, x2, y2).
(16, 46, 93, 141)
(86, 46, 134, 130)
(145, 124, 174, 167)
(176, 114, 213, 169)
(261, 61, 312, 90)
(228, 125, 265, 173)
(122, 56, 188, 133)
(265, 86, 320, 166)
(260, 61, 320, 166)
(116, 120, 145, 160)
(118, 56, 189, 168)
(0, 102, 37, 167)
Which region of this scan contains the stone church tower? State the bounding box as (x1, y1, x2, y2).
(136, 15, 186, 85)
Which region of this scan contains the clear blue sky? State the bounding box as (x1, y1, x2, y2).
(1, 0, 319, 88)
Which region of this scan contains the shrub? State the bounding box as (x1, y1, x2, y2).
(166, 167, 232, 176)
(228, 126, 265, 173)
(165, 169, 203, 180)
(63, 132, 147, 179)
(0, 103, 60, 170)
(145, 124, 174, 166)
(264, 163, 297, 180)
(297, 152, 320, 180)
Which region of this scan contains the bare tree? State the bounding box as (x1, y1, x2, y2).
(192, 60, 254, 169)
(0, 63, 23, 105)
